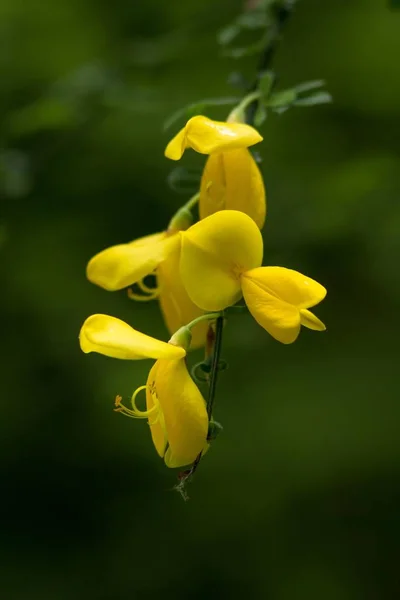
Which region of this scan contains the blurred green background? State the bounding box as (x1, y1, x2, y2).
(1, 0, 400, 598)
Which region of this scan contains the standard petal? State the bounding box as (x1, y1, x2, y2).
(199, 148, 266, 229)
(243, 267, 326, 309)
(300, 309, 326, 331)
(147, 358, 208, 468)
(165, 115, 263, 160)
(157, 239, 207, 349)
(180, 210, 263, 311)
(86, 232, 169, 291)
(79, 314, 186, 360)
(242, 275, 301, 344)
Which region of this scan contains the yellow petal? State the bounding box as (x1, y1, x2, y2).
(300, 309, 326, 331)
(157, 238, 207, 349)
(165, 115, 263, 160)
(147, 358, 208, 468)
(241, 267, 326, 344)
(163, 127, 187, 161)
(199, 148, 266, 229)
(244, 267, 326, 308)
(180, 210, 263, 311)
(79, 314, 186, 360)
(86, 232, 172, 291)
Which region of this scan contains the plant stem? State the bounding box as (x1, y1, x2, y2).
(174, 315, 224, 499)
(206, 315, 224, 420)
(247, 0, 296, 124)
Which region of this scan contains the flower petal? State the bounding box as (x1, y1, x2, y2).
(243, 267, 326, 309)
(147, 358, 208, 468)
(180, 210, 263, 311)
(165, 115, 263, 160)
(86, 232, 171, 291)
(241, 267, 326, 344)
(300, 309, 326, 331)
(157, 239, 207, 349)
(164, 127, 187, 161)
(199, 148, 266, 229)
(242, 274, 301, 344)
(79, 314, 186, 360)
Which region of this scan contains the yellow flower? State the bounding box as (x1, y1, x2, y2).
(165, 115, 263, 161)
(80, 314, 208, 467)
(199, 148, 266, 229)
(180, 210, 326, 344)
(86, 230, 207, 348)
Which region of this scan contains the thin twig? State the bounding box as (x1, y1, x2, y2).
(247, 0, 296, 124)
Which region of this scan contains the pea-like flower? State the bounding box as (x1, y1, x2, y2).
(165, 115, 266, 229)
(80, 314, 208, 468)
(86, 230, 207, 348)
(180, 210, 326, 344)
(165, 115, 262, 161)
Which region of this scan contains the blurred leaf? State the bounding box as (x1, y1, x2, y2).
(258, 70, 275, 99)
(293, 79, 326, 93)
(222, 34, 268, 58)
(163, 97, 240, 131)
(267, 88, 297, 108)
(0, 150, 32, 198)
(167, 166, 201, 194)
(218, 24, 241, 46)
(237, 11, 270, 29)
(294, 91, 332, 106)
(8, 99, 78, 137)
(254, 102, 268, 127)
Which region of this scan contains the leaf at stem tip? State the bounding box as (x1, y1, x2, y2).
(294, 91, 332, 107)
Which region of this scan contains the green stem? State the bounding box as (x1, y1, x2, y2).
(228, 90, 261, 123)
(173, 314, 225, 499)
(167, 192, 200, 232)
(187, 311, 222, 331)
(206, 315, 224, 420)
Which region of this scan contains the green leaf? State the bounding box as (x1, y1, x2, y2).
(258, 71, 274, 99)
(267, 88, 297, 108)
(254, 102, 267, 127)
(217, 24, 240, 46)
(294, 91, 332, 106)
(0, 150, 32, 198)
(167, 166, 201, 194)
(293, 79, 326, 94)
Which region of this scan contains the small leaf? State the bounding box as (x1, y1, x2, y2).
(293, 79, 326, 94)
(258, 71, 274, 99)
(294, 91, 332, 106)
(167, 166, 201, 194)
(0, 150, 32, 198)
(267, 88, 297, 108)
(217, 24, 240, 46)
(254, 102, 267, 127)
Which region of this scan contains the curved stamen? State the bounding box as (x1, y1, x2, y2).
(137, 277, 159, 295)
(114, 386, 158, 419)
(127, 275, 161, 302)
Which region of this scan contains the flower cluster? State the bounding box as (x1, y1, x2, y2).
(80, 112, 326, 469)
